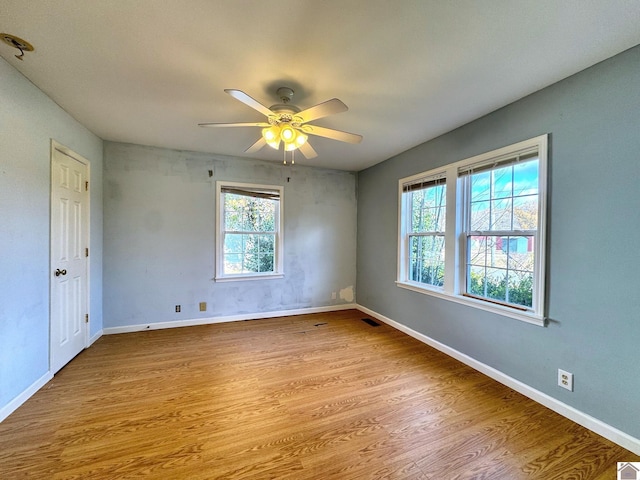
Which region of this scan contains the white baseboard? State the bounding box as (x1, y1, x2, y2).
(357, 304, 640, 456)
(89, 329, 103, 346)
(103, 303, 359, 335)
(2, 331, 102, 424)
(0, 371, 53, 423)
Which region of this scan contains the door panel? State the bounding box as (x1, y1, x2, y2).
(50, 145, 89, 374)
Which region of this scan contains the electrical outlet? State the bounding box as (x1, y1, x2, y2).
(199, 302, 207, 312)
(331, 292, 337, 300)
(175, 305, 181, 313)
(558, 369, 573, 391)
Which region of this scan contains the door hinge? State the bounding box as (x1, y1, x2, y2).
(85, 247, 89, 257)
(85, 181, 89, 191)
(85, 314, 89, 323)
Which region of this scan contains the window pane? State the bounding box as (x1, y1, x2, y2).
(260, 205, 275, 231)
(507, 270, 533, 308)
(468, 235, 489, 267)
(491, 198, 513, 230)
(492, 166, 513, 199)
(224, 234, 243, 254)
(470, 201, 490, 231)
(471, 171, 490, 202)
(241, 234, 258, 273)
(502, 235, 534, 272)
(258, 234, 275, 254)
(224, 210, 243, 231)
(513, 195, 538, 230)
(242, 252, 257, 273)
(409, 235, 445, 287)
(513, 160, 539, 196)
(410, 184, 446, 233)
(410, 189, 424, 231)
(468, 265, 486, 297)
(484, 268, 507, 301)
(243, 200, 260, 232)
(467, 235, 534, 308)
(224, 253, 243, 274)
(257, 253, 274, 273)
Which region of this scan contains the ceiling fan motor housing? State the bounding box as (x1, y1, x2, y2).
(269, 87, 301, 122)
(276, 87, 295, 103)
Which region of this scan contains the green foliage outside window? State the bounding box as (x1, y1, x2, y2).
(468, 270, 533, 308)
(223, 193, 277, 274)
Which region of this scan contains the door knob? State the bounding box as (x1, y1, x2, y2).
(55, 268, 67, 277)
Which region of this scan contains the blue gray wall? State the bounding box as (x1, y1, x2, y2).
(0, 57, 103, 410)
(357, 45, 640, 438)
(103, 142, 357, 328)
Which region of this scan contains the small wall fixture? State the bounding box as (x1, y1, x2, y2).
(1, 33, 34, 61)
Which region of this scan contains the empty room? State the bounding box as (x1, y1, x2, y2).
(1, 1, 640, 478)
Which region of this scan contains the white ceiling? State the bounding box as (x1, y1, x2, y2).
(2, 1, 640, 171)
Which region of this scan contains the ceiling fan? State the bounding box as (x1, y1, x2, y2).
(199, 87, 362, 163)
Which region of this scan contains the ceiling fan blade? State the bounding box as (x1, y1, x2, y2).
(303, 125, 363, 144)
(198, 122, 270, 128)
(296, 98, 348, 123)
(298, 141, 318, 159)
(224, 89, 274, 117)
(245, 137, 267, 153)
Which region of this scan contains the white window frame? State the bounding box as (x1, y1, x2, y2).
(398, 171, 448, 290)
(397, 135, 548, 326)
(215, 181, 284, 282)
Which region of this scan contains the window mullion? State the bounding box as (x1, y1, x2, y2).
(444, 165, 458, 294)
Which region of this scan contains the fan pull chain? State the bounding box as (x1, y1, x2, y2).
(282, 149, 295, 165)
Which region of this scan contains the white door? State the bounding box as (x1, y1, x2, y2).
(50, 143, 89, 374)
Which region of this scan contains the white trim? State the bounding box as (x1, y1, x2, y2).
(103, 303, 358, 335)
(89, 329, 103, 346)
(0, 372, 53, 423)
(356, 304, 640, 456)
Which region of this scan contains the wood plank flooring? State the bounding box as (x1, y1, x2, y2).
(0, 310, 637, 479)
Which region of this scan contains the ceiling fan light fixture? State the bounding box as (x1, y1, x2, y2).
(295, 131, 308, 147)
(280, 124, 296, 143)
(262, 126, 281, 149)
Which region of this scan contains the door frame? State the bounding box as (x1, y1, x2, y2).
(49, 139, 91, 371)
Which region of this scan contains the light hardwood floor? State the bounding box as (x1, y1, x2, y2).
(0, 310, 637, 479)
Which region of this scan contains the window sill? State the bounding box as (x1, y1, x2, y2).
(396, 281, 545, 327)
(215, 273, 284, 283)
